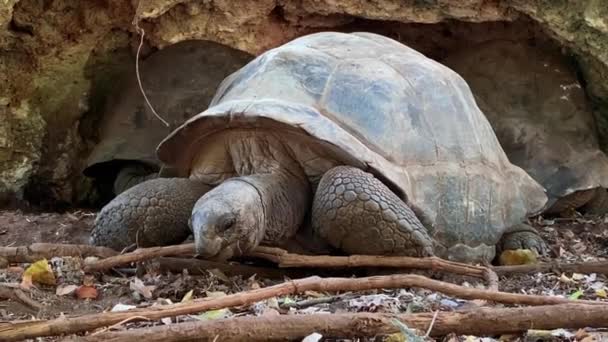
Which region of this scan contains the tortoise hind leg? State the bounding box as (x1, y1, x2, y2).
(311, 166, 434, 257)
(113, 162, 159, 195)
(497, 223, 549, 257)
(91, 178, 212, 251)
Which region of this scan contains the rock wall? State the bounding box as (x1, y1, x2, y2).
(1, 0, 607, 207)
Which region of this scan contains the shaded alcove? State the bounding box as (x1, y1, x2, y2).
(20, 16, 604, 211)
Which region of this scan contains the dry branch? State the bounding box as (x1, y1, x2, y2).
(83, 244, 193, 272)
(0, 243, 117, 263)
(1, 274, 604, 341)
(14, 242, 606, 277)
(0, 284, 42, 310)
(250, 246, 489, 278)
(85, 243, 491, 279)
(65, 303, 608, 342)
(155, 257, 304, 279)
(494, 260, 608, 276)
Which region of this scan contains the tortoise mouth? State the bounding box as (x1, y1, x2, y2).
(194, 238, 241, 261)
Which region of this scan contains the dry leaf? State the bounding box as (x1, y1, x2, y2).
(301, 332, 323, 342)
(75, 285, 98, 300)
(596, 288, 607, 298)
(571, 273, 585, 281)
(205, 291, 226, 298)
(20, 274, 33, 290)
(208, 268, 230, 283)
(304, 290, 324, 298)
(248, 281, 261, 290)
(574, 329, 590, 340)
(560, 273, 574, 284)
(580, 337, 597, 342)
(22, 259, 56, 287)
(56, 284, 78, 296)
(498, 249, 538, 266)
(260, 307, 280, 316)
(130, 278, 155, 299)
(111, 303, 137, 312)
(82, 274, 96, 287)
(266, 297, 279, 310)
(181, 289, 194, 303)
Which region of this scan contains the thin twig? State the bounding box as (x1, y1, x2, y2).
(83, 244, 193, 273)
(0, 243, 117, 263)
(425, 310, 439, 337)
(493, 260, 608, 276)
(0, 285, 42, 310)
(280, 293, 353, 309)
(90, 316, 152, 336)
(1, 274, 604, 341)
(133, 26, 169, 127)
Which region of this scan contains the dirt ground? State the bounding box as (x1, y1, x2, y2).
(1, 209, 607, 341)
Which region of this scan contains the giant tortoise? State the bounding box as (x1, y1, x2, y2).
(444, 40, 608, 217)
(83, 40, 253, 197)
(90, 32, 548, 263)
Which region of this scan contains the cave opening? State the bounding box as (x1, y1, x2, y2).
(17, 16, 604, 217)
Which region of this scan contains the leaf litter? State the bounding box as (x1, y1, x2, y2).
(1, 209, 607, 341)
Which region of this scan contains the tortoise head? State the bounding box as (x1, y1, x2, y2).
(189, 179, 265, 260)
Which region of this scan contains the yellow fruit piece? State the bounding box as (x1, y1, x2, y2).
(596, 288, 607, 298)
(23, 259, 56, 286)
(196, 308, 231, 321)
(498, 249, 538, 266)
(385, 333, 406, 342)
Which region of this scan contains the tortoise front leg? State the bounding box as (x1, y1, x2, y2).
(498, 223, 549, 257)
(91, 178, 212, 251)
(311, 166, 434, 257)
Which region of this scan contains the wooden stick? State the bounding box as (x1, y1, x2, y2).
(83, 244, 193, 272)
(1, 274, 604, 341)
(494, 260, 608, 276)
(64, 303, 608, 342)
(249, 246, 489, 278)
(155, 257, 305, 279)
(15, 242, 606, 277)
(0, 243, 117, 263)
(84, 243, 491, 279)
(84, 244, 498, 297)
(0, 284, 42, 310)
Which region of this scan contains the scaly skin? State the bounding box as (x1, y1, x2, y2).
(91, 178, 211, 251)
(190, 169, 311, 260)
(312, 166, 434, 257)
(498, 223, 549, 256)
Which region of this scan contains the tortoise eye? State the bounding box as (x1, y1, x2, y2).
(217, 215, 236, 232)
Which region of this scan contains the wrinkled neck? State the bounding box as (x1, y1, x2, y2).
(239, 131, 311, 243)
(191, 129, 312, 244)
(237, 169, 309, 244)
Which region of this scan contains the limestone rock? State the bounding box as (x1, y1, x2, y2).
(1, 0, 608, 205)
